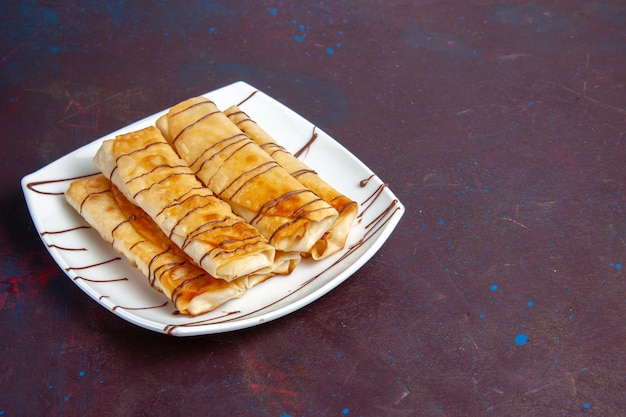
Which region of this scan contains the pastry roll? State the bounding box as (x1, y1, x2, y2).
(93, 126, 275, 281)
(65, 175, 271, 316)
(224, 105, 358, 259)
(156, 97, 339, 254)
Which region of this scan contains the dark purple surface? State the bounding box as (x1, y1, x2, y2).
(2, 1, 625, 416)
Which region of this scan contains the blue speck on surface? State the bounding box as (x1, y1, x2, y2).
(583, 403, 590, 409)
(342, 408, 350, 414)
(527, 301, 534, 307)
(268, 8, 277, 16)
(615, 263, 622, 269)
(490, 284, 498, 291)
(515, 334, 528, 345)
(79, 371, 85, 377)
(439, 219, 445, 225)
(327, 47, 334, 54)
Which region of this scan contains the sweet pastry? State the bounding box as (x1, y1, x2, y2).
(93, 126, 276, 281)
(156, 97, 339, 254)
(65, 175, 271, 316)
(224, 105, 358, 259)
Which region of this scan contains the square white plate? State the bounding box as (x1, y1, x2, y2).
(21, 81, 404, 336)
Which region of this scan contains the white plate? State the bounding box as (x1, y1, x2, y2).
(21, 81, 404, 336)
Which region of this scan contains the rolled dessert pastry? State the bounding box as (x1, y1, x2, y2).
(65, 175, 274, 316)
(223, 105, 358, 260)
(93, 126, 276, 282)
(156, 97, 339, 254)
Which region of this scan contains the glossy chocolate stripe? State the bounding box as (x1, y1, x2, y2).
(198, 238, 267, 266)
(359, 174, 376, 187)
(250, 189, 319, 225)
(65, 256, 121, 271)
(294, 127, 318, 158)
(222, 139, 260, 165)
(215, 234, 267, 253)
(223, 160, 281, 200)
(181, 218, 252, 250)
(40, 225, 91, 235)
(236, 90, 259, 107)
(112, 301, 169, 312)
(167, 198, 224, 239)
(172, 107, 221, 145)
(27, 173, 99, 195)
(129, 239, 148, 251)
(153, 261, 187, 288)
(364, 200, 400, 232)
(132, 171, 197, 199)
(291, 168, 318, 178)
(266, 202, 335, 244)
(170, 272, 209, 305)
(227, 109, 250, 123)
(262, 143, 293, 159)
(292, 197, 335, 218)
(125, 163, 188, 186)
(226, 111, 295, 162)
(111, 140, 169, 179)
(328, 197, 358, 216)
(155, 190, 212, 218)
(267, 203, 334, 241)
(78, 188, 111, 213)
(41, 226, 91, 251)
(110, 216, 132, 240)
(189, 134, 249, 170)
(211, 233, 263, 250)
(114, 140, 165, 165)
(168, 98, 213, 118)
(47, 244, 87, 251)
(74, 276, 129, 283)
(167, 198, 263, 259)
(331, 206, 400, 268)
(147, 247, 173, 286)
(358, 182, 388, 219)
(164, 311, 241, 334)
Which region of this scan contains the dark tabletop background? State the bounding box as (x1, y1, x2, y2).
(2, 1, 625, 416)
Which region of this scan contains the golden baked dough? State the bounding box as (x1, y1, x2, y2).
(93, 126, 276, 281)
(65, 175, 271, 316)
(156, 97, 339, 254)
(224, 105, 358, 259)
